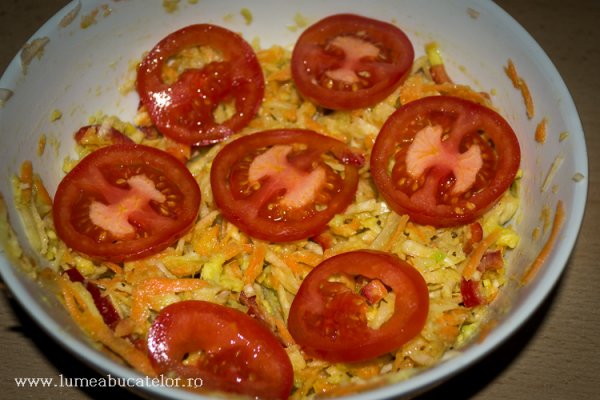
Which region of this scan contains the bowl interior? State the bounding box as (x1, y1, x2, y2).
(0, 1, 587, 399)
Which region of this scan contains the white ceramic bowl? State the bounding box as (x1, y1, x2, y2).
(0, 1, 587, 399)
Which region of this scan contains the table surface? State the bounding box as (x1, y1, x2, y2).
(1, 1, 598, 399)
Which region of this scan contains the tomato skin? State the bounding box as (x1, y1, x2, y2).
(288, 250, 429, 363)
(147, 300, 293, 400)
(210, 129, 363, 242)
(64, 268, 121, 329)
(291, 14, 414, 110)
(460, 279, 484, 307)
(136, 24, 264, 146)
(370, 95, 521, 227)
(52, 144, 200, 262)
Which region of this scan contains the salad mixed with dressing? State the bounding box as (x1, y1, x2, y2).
(11, 13, 522, 399)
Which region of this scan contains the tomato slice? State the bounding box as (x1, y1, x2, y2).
(210, 129, 364, 242)
(136, 24, 264, 146)
(291, 14, 414, 110)
(52, 144, 200, 262)
(287, 250, 429, 363)
(370, 95, 521, 227)
(147, 300, 293, 400)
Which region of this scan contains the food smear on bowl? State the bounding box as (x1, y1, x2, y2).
(5, 14, 528, 399)
(521, 200, 565, 284)
(0, 88, 13, 107)
(58, 0, 82, 28)
(20, 37, 50, 75)
(80, 4, 112, 29)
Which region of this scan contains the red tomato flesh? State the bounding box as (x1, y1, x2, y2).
(478, 250, 504, 272)
(136, 24, 264, 146)
(460, 279, 484, 307)
(147, 300, 293, 400)
(370, 95, 521, 227)
(210, 129, 364, 242)
(64, 268, 121, 329)
(288, 250, 429, 363)
(53, 144, 200, 262)
(291, 14, 414, 110)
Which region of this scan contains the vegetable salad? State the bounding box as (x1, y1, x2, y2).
(7, 13, 522, 400)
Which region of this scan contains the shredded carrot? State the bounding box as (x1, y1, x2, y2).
(192, 225, 220, 256)
(505, 59, 534, 119)
(248, 117, 267, 129)
(435, 309, 468, 344)
(104, 262, 124, 276)
(164, 137, 191, 163)
(58, 276, 155, 376)
(347, 363, 381, 380)
(434, 83, 490, 105)
(273, 317, 296, 347)
(521, 200, 565, 284)
(20, 161, 33, 204)
(430, 64, 453, 84)
(130, 278, 208, 327)
(282, 254, 307, 276)
(463, 228, 501, 280)
(222, 242, 245, 260)
(535, 118, 547, 144)
(291, 250, 323, 267)
(505, 59, 520, 88)
(125, 258, 169, 284)
(401, 77, 490, 106)
(92, 276, 123, 294)
(330, 216, 361, 237)
(268, 66, 291, 82)
(364, 133, 376, 150)
(301, 113, 324, 133)
(114, 317, 135, 338)
(519, 78, 535, 119)
(32, 175, 52, 206)
(244, 242, 267, 285)
(312, 378, 338, 396)
(282, 108, 298, 122)
(257, 46, 285, 64)
(383, 214, 409, 252)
